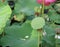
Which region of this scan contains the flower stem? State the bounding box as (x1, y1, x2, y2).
(38, 0, 44, 47)
(42, 0, 44, 16)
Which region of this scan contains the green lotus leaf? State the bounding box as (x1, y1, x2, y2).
(54, 3, 60, 13)
(0, 2, 12, 34)
(31, 17, 45, 29)
(16, 13, 25, 21)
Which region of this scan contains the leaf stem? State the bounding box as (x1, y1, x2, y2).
(38, 31, 40, 47)
(38, 29, 43, 47)
(56, 35, 58, 47)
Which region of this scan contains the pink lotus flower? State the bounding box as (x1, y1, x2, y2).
(37, 0, 56, 6)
